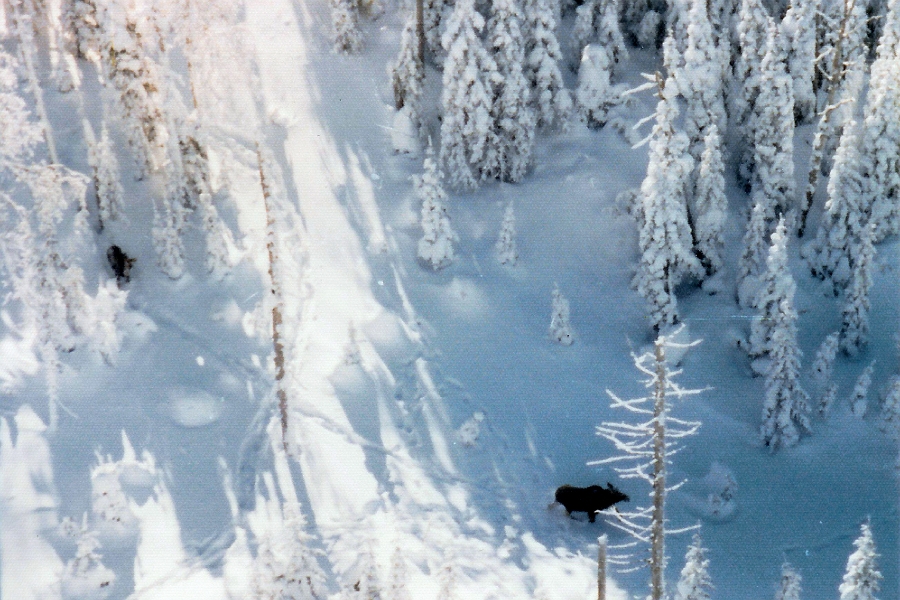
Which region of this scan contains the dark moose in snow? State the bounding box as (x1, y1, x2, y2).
(107, 245, 136, 285)
(554, 483, 629, 522)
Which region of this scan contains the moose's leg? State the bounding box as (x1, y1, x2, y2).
(589, 510, 596, 523)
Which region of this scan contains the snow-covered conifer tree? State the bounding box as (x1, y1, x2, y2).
(590, 333, 703, 600)
(523, 0, 573, 129)
(61, 513, 115, 597)
(838, 522, 882, 600)
(693, 125, 727, 277)
(812, 332, 840, 416)
(84, 120, 125, 232)
(488, 0, 536, 182)
(549, 285, 574, 345)
(572, 0, 628, 72)
(737, 196, 770, 308)
(781, 0, 816, 123)
(101, 17, 170, 178)
(633, 79, 702, 330)
(860, 0, 900, 241)
(424, 0, 446, 57)
(751, 22, 795, 217)
(840, 223, 875, 356)
(496, 201, 518, 265)
(759, 218, 810, 450)
(775, 563, 802, 600)
(849, 361, 875, 417)
(252, 501, 326, 600)
(576, 44, 618, 128)
(417, 142, 456, 269)
(388, 546, 411, 600)
(392, 9, 424, 114)
(733, 0, 769, 186)
(880, 375, 900, 438)
(805, 120, 866, 292)
(61, 0, 105, 62)
(439, 0, 501, 189)
(681, 0, 727, 163)
(675, 534, 712, 600)
(332, 0, 363, 54)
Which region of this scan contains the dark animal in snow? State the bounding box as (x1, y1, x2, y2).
(107, 245, 136, 284)
(554, 483, 629, 522)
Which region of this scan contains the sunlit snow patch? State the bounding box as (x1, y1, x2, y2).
(165, 387, 224, 428)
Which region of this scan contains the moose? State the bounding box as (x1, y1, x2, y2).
(554, 483, 629, 523)
(107, 245, 136, 285)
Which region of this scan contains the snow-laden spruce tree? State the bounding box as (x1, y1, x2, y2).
(759, 218, 811, 450)
(781, 0, 816, 123)
(572, 0, 628, 73)
(417, 141, 456, 269)
(60, 513, 115, 597)
(332, 0, 363, 54)
(860, 0, 900, 241)
(840, 223, 875, 356)
(424, 0, 446, 58)
(61, 0, 105, 62)
(693, 124, 727, 277)
(549, 285, 574, 345)
(252, 501, 326, 600)
(440, 0, 501, 189)
(675, 534, 712, 600)
(737, 193, 770, 307)
(590, 333, 703, 600)
(839, 522, 882, 600)
(576, 44, 619, 128)
(681, 0, 726, 163)
(488, 0, 536, 182)
(849, 361, 875, 417)
(84, 119, 125, 232)
(523, 0, 573, 129)
(101, 16, 170, 178)
(633, 77, 702, 331)
(880, 375, 900, 439)
(392, 9, 425, 115)
(496, 201, 518, 265)
(775, 563, 802, 600)
(733, 0, 769, 186)
(388, 546, 411, 600)
(805, 119, 866, 292)
(751, 22, 795, 217)
(812, 332, 840, 416)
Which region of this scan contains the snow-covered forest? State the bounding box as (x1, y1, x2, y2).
(0, 0, 898, 598)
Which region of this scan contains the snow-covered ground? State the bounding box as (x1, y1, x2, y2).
(0, 0, 897, 599)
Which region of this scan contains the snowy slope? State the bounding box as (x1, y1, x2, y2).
(0, 0, 897, 599)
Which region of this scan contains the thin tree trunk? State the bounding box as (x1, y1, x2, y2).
(650, 339, 667, 600)
(798, 0, 856, 237)
(598, 534, 607, 600)
(257, 144, 290, 451)
(416, 0, 425, 65)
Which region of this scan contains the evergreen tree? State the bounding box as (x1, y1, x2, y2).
(849, 361, 875, 417)
(417, 142, 456, 269)
(85, 120, 125, 232)
(252, 501, 326, 600)
(749, 217, 792, 358)
(523, 0, 573, 129)
(572, 0, 628, 73)
(439, 0, 501, 189)
(811, 332, 840, 416)
(496, 201, 518, 265)
(392, 9, 425, 115)
(775, 563, 802, 600)
(633, 79, 702, 330)
(781, 0, 816, 123)
(61, 0, 105, 62)
(549, 285, 574, 345)
(576, 43, 616, 128)
(733, 0, 769, 187)
(759, 218, 810, 450)
(805, 120, 866, 292)
(332, 0, 363, 54)
(488, 0, 536, 182)
(840, 223, 875, 356)
(424, 0, 447, 58)
(675, 534, 712, 600)
(880, 375, 900, 439)
(737, 194, 769, 307)
(751, 22, 795, 217)
(681, 0, 727, 163)
(838, 522, 882, 600)
(861, 0, 900, 241)
(693, 124, 727, 277)
(388, 546, 411, 600)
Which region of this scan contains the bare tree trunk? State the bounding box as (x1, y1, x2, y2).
(257, 144, 290, 451)
(598, 534, 607, 600)
(650, 339, 667, 600)
(416, 0, 425, 65)
(798, 0, 857, 237)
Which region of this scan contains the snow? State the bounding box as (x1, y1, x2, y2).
(0, 1, 897, 599)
